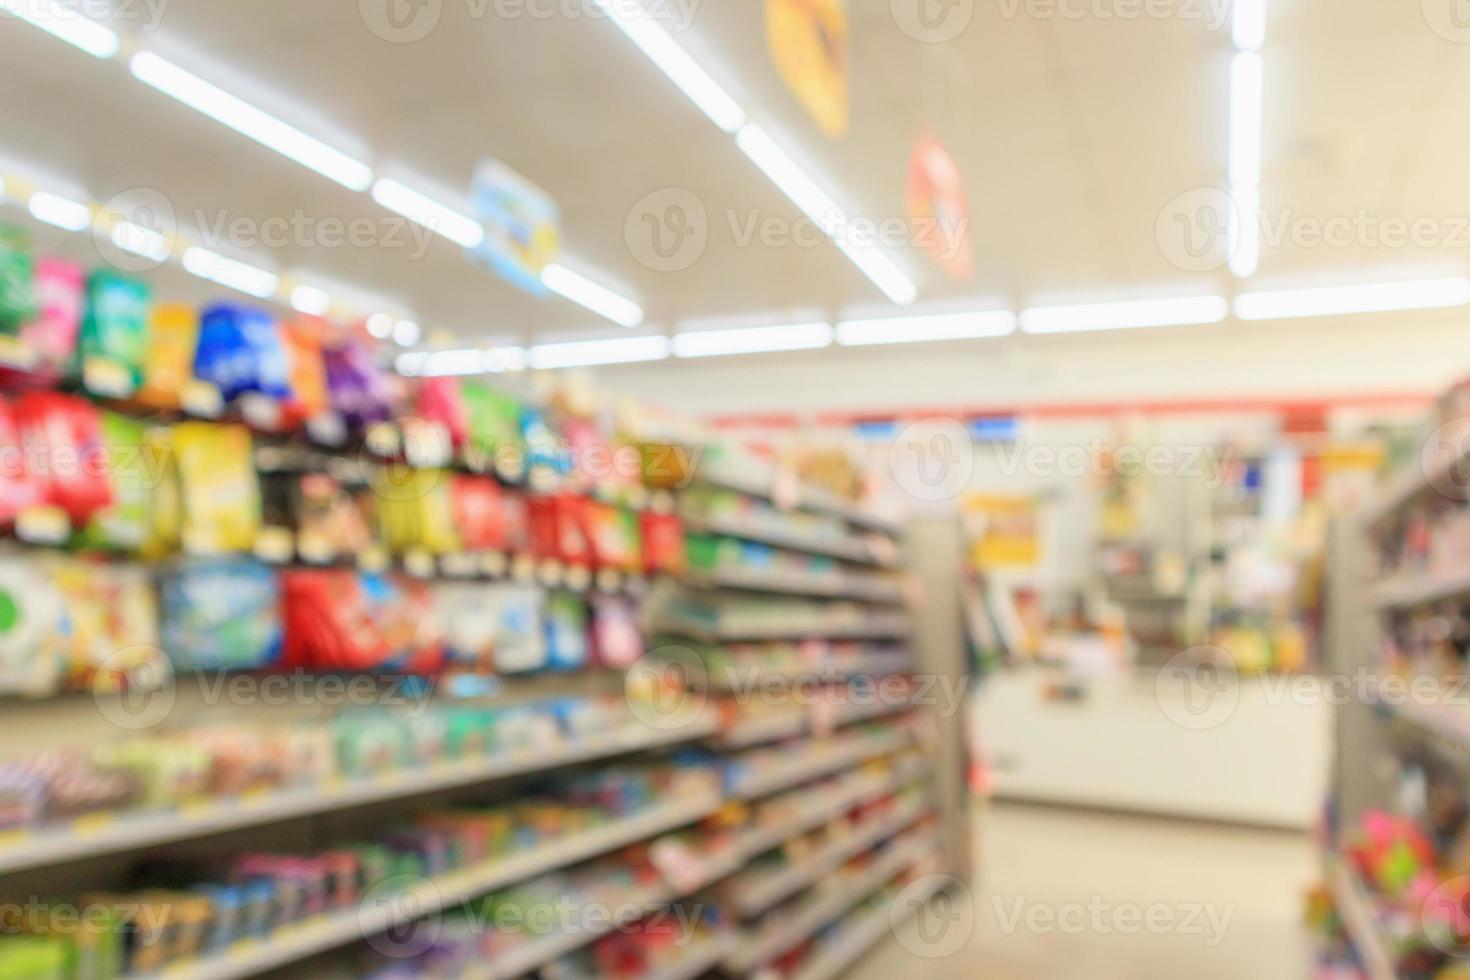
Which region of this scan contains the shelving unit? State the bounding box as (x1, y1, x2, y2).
(1328, 863, 1398, 980)
(789, 873, 948, 980)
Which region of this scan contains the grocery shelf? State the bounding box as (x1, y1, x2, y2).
(736, 761, 931, 859)
(728, 799, 930, 916)
(465, 881, 674, 979)
(684, 514, 897, 568)
(1329, 863, 1399, 980)
(697, 461, 902, 536)
(686, 565, 905, 605)
(0, 719, 718, 875)
(715, 697, 918, 750)
(724, 835, 936, 974)
(1373, 567, 1470, 609)
(702, 652, 914, 695)
(658, 611, 913, 643)
(122, 794, 723, 980)
(789, 872, 947, 980)
(637, 932, 737, 980)
(731, 729, 912, 801)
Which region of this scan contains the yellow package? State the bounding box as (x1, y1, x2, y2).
(141, 426, 181, 559)
(172, 422, 261, 554)
(138, 304, 200, 408)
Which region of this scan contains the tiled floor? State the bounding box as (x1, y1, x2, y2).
(851, 801, 1320, 979)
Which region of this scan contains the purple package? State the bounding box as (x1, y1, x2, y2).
(324, 340, 394, 430)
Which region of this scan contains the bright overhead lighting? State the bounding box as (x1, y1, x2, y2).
(485, 346, 526, 372)
(673, 322, 833, 358)
(541, 262, 645, 328)
(1233, 0, 1266, 51)
(736, 125, 916, 306)
(110, 221, 172, 262)
(1020, 296, 1229, 334)
(392, 320, 421, 347)
(529, 335, 670, 370)
(182, 246, 279, 299)
(366, 312, 394, 338)
(1228, 185, 1260, 279)
(1229, 52, 1263, 190)
(588, 0, 745, 133)
(400, 346, 524, 377)
(290, 284, 332, 316)
(1234, 278, 1470, 321)
(0, 0, 119, 58)
(27, 190, 91, 232)
(129, 52, 373, 192)
(370, 178, 484, 250)
(837, 310, 1016, 346)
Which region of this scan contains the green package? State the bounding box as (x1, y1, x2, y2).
(0, 224, 36, 334)
(81, 271, 151, 389)
(461, 382, 524, 473)
(75, 412, 152, 550)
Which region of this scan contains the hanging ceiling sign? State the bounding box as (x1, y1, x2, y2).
(469, 159, 561, 297)
(907, 135, 973, 281)
(766, 0, 850, 139)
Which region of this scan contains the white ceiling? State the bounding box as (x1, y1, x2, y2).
(0, 0, 1466, 344)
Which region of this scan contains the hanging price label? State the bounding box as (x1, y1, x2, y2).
(82, 357, 133, 398)
(180, 380, 224, 419)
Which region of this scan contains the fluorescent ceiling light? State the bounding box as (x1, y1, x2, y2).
(1229, 52, 1263, 190)
(110, 221, 172, 262)
(1228, 185, 1260, 279)
(129, 52, 373, 192)
(0, 0, 118, 58)
(485, 346, 526, 372)
(371, 178, 484, 250)
(1234, 278, 1470, 321)
(673, 321, 833, 358)
(1233, 0, 1266, 51)
(290, 284, 332, 316)
(529, 335, 670, 370)
(589, 0, 744, 133)
(401, 346, 524, 377)
(736, 125, 916, 306)
(1020, 296, 1229, 334)
(366, 312, 394, 338)
(541, 262, 644, 328)
(27, 190, 91, 232)
(182, 246, 279, 299)
(837, 310, 1016, 346)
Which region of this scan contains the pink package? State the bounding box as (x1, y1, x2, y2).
(21, 258, 83, 368)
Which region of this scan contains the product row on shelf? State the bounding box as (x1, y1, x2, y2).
(0, 716, 938, 980)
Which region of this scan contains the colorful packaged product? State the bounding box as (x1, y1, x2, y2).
(544, 591, 589, 671)
(80, 271, 151, 394)
(485, 585, 547, 674)
(51, 557, 163, 691)
(281, 316, 330, 422)
(74, 412, 152, 550)
(432, 582, 500, 675)
(0, 224, 36, 334)
(19, 257, 83, 369)
(0, 555, 66, 696)
(195, 303, 291, 402)
(171, 422, 261, 554)
(14, 391, 114, 527)
(0, 398, 44, 525)
(160, 557, 282, 671)
(139, 303, 201, 408)
(324, 339, 394, 430)
(280, 570, 443, 673)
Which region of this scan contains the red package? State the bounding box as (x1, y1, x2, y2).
(640, 512, 686, 576)
(14, 392, 113, 526)
(451, 475, 508, 551)
(527, 494, 590, 564)
(281, 569, 443, 673)
(0, 398, 42, 524)
(417, 377, 469, 450)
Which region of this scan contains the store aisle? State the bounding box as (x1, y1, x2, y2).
(856, 802, 1319, 979)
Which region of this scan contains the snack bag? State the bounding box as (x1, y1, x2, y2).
(74, 412, 152, 551)
(485, 585, 547, 674)
(417, 376, 469, 450)
(196, 303, 291, 402)
(451, 475, 509, 551)
(52, 558, 164, 692)
(544, 591, 588, 671)
(461, 382, 524, 477)
(138, 303, 200, 408)
(432, 582, 499, 675)
(0, 224, 36, 334)
(20, 257, 83, 368)
(0, 398, 43, 525)
(0, 555, 67, 696)
(140, 426, 181, 558)
(14, 391, 114, 527)
(80, 271, 151, 394)
(161, 557, 282, 671)
(172, 422, 261, 553)
(324, 339, 394, 430)
(281, 317, 329, 422)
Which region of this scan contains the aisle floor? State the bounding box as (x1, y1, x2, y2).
(854, 801, 1319, 979)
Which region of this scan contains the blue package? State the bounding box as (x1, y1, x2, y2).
(195, 303, 291, 401)
(161, 557, 282, 671)
(543, 591, 588, 672)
